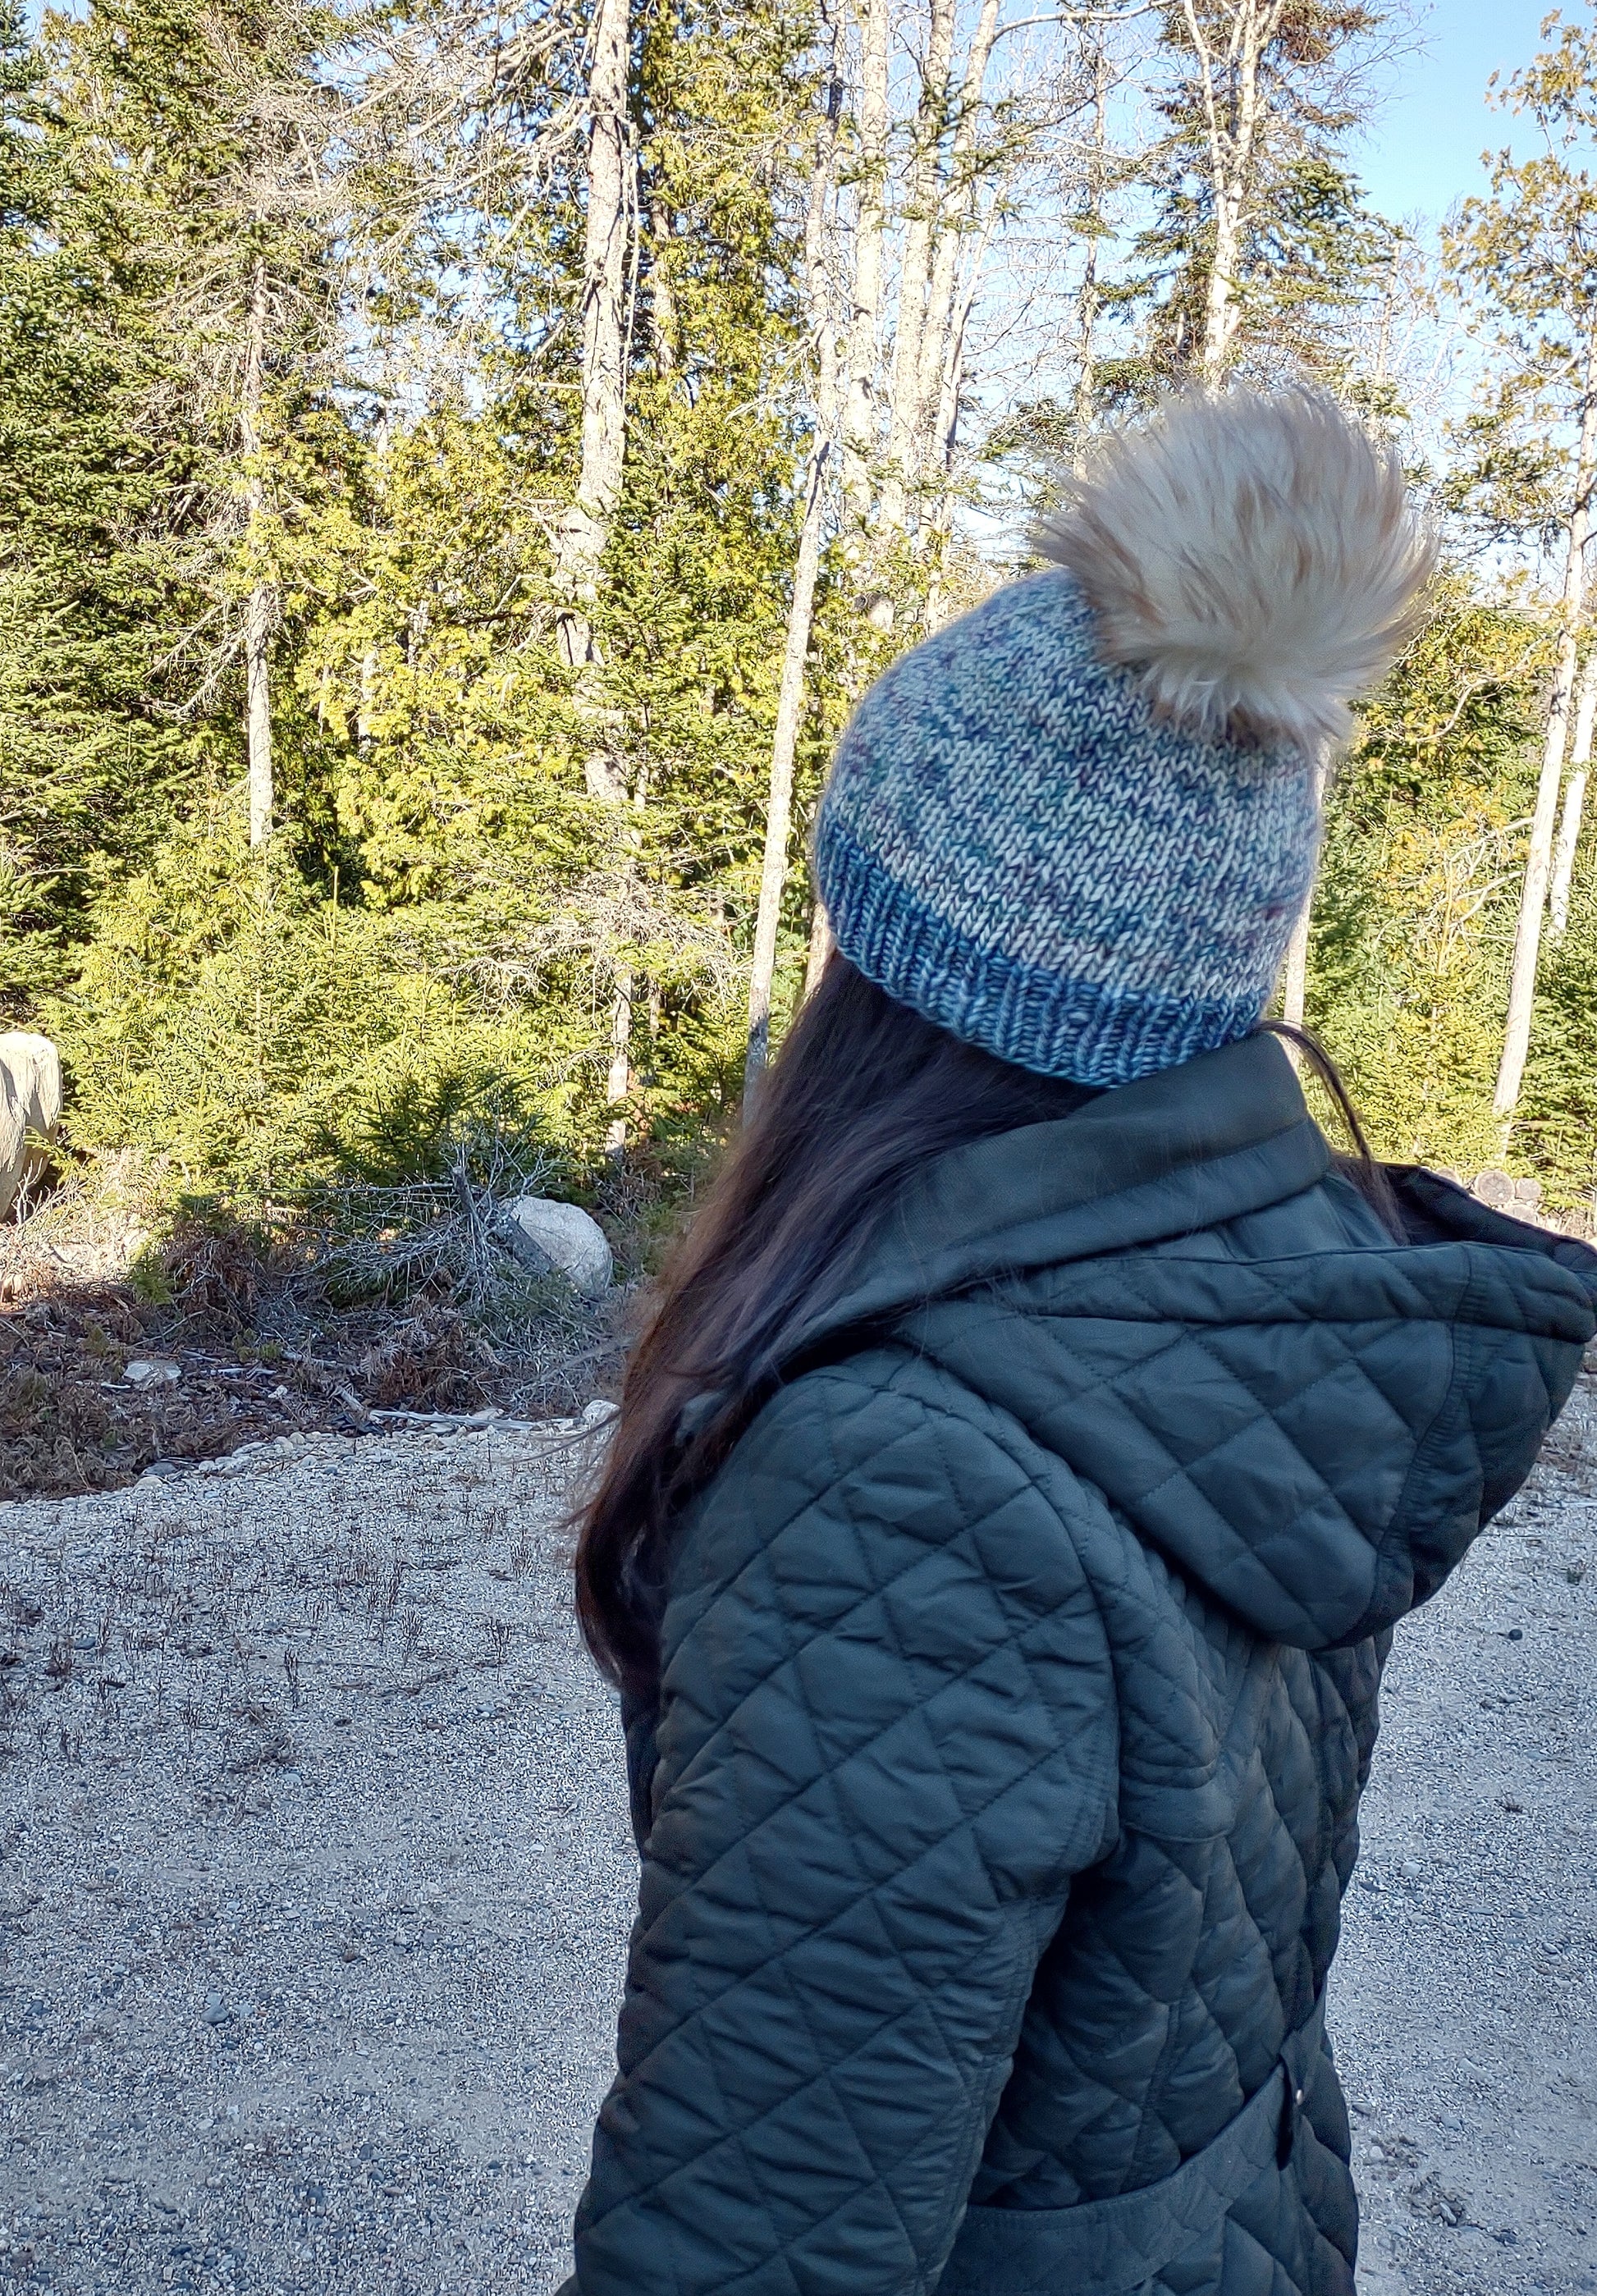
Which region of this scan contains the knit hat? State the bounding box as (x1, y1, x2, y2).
(814, 388, 1435, 1086)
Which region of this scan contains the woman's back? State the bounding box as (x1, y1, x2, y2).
(562, 390, 1597, 2295)
(574, 1032, 1595, 2294)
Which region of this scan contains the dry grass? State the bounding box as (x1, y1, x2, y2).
(0, 1147, 644, 1501)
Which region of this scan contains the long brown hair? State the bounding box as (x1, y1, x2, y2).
(574, 958, 1393, 1699)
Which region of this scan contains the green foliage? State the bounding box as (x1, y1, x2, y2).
(1302, 588, 1597, 1191)
(2, 0, 1595, 1236)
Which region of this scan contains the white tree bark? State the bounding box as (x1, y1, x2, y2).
(552, 0, 632, 670)
(1278, 752, 1328, 1038)
(1179, 0, 1288, 384)
(1073, 34, 1112, 462)
(803, 899, 835, 997)
(912, 0, 1002, 502)
(746, 74, 843, 1100)
(841, 0, 890, 527)
(604, 972, 634, 1157)
(744, 443, 831, 1102)
(1494, 318, 1597, 1117)
(240, 253, 275, 845)
(1550, 652, 1595, 937)
(878, 0, 957, 536)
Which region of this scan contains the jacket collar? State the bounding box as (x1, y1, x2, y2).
(788, 1031, 1328, 1362)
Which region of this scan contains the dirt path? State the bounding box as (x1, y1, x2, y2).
(0, 1417, 634, 2296)
(1336, 1371, 1597, 2296)
(0, 1382, 1593, 2296)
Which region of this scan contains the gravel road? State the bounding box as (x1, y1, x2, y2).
(0, 1379, 1593, 2296)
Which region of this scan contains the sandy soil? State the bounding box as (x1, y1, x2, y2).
(0, 1381, 1593, 2296)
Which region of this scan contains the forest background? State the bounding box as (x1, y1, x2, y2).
(4, 0, 1597, 1284)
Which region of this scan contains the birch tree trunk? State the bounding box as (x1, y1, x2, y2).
(745, 441, 831, 1101)
(914, 0, 1002, 474)
(604, 976, 634, 1157)
(841, 0, 889, 527)
(878, 0, 957, 536)
(600, 761, 647, 1157)
(1180, 0, 1288, 385)
(1073, 35, 1112, 463)
(1279, 752, 1328, 1037)
(240, 254, 275, 846)
(1279, 899, 1311, 1035)
(1494, 318, 1597, 1117)
(746, 72, 843, 1101)
(804, 900, 835, 996)
(552, 0, 631, 670)
(1550, 652, 1595, 938)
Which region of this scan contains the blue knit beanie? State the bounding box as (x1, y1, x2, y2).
(815, 389, 1435, 1087)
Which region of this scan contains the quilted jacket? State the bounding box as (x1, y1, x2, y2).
(565, 1031, 1597, 2296)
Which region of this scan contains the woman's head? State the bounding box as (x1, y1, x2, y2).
(815, 386, 1435, 1088)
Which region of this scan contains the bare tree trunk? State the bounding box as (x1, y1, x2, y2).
(915, 0, 1002, 471)
(1279, 902, 1311, 1040)
(841, 0, 889, 528)
(921, 194, 996, 626)
(744, 444, 831, 1101)
(1495, 320, 1597, 1118)
(1073, 35, 1111, 465)
(648, 194, 677, 370)
(878, 0, 957, 537)
(746, 73, 842, 1101)
(804, 899, 835, 996)
(240, 254, 275, 845)
(600, 762, 648, 1155)
(1180, 0, 1288, 385)
(1550, 653, 1595, 938)
(552, 0, 632, 670)
(605, 976, 633, 1158)
(1278, 754, 1327, 1041)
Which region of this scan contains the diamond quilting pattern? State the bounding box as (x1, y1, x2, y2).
(566, 1151, 1596, 2296)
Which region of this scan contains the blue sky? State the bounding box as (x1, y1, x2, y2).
(1353, 0, 1567, 226)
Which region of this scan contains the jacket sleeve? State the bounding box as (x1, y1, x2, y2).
(565, 1365, 1119, 2296)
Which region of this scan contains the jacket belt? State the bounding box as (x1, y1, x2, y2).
(937, 1992, 1328, 2296)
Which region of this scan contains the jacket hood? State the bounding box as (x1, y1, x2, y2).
(785, 1032, 1597, 1650)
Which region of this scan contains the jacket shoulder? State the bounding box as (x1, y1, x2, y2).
(655, 1347, 1116, 1858)
(666, 1342, 1095, 1621)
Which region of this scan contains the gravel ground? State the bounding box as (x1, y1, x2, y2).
(0, 1379, 1593, 2296)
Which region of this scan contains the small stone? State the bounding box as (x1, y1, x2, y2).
(124, 1357, 181, 1388)
(501, 1199, 613, 1296)
(202, 1995, 230, 2027)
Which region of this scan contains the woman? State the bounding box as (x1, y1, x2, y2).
(563, 390, 1597, 2296)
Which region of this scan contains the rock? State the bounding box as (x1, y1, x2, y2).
(581, 1397, 620, 1427)
(1512, 1175, 1544, 1207)
(501, 1198, 613, 1296)
(123, 1358, 181, 1388)
(1471, 1169, 1516, 1210)
(0, 1032, 62, 1219)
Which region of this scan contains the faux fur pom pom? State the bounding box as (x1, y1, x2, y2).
(1032, 387, 1436, 752)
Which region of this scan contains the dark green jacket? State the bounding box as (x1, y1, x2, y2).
(566, 1034, 1597, 2296)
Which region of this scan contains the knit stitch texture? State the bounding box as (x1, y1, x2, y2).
(814, 569, 1321, 1086)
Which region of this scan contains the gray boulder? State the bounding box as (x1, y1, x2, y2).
(0, 1031, 62, 1219)
(501, 1197, 613, 1297)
